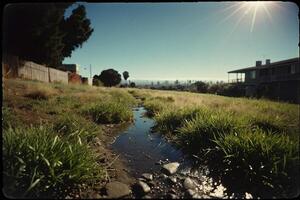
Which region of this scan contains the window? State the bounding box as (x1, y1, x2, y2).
(291, 64, 296, 74)
(250, 70, 256, 79)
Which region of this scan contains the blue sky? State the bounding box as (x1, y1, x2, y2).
(63, 2, 299, 81)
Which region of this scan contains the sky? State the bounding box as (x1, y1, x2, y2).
(63, 2, 299, 82)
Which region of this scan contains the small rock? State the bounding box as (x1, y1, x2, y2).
(142, 195, 152, 199)
(105, 181, 131, 198)
(187, 189, 196, 197)
(136, 181, 151, 194)
(192, 193, 202, 199)
(142, 173, 153, 181)
(184, 177, 196, 190)
(160, 174, 168, 179)
(168, 177, 177, 184)
(162, 162, 180, 175)
(155, 160, 163, 165)
(169, 188, 177, 194)
(148, 181, 155, 187)
(138, 178, 147, 182)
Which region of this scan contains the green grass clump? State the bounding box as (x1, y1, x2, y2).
(53, 114, 102, 143)
(213, 128, 299, 196)
(143, 97, 173, 117)
(177, 109, 238, 150)
(3, 125, 103, 198)
(154, 107, 203, 134)
(81, 101, 133, 124)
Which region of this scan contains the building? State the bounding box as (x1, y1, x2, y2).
(58, 64, 80, 74)
(227, 57, 300, 103)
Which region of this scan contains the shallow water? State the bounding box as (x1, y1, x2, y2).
(112, 107, 185, 177)
(112, 106, 252, 198)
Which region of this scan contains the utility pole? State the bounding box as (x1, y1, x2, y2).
(90, 64, 92, 78)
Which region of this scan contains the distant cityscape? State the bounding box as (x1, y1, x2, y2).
(122, 79, 226, 87)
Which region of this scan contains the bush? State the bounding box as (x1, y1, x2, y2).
(3, 125, 103, 198)
(81, 102, 133, 124)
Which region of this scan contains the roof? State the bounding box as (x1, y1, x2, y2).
(228, 57, 299, 73)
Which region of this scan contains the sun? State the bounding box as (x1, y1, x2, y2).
(221, 1, 275, 33)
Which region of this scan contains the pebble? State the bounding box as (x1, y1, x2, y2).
(142, 173, 153, 181)
(162, 162, 180, 175)
(137, 181, 151, 194)
(105, 181, 131, 198)
(183, 177, 196, 190)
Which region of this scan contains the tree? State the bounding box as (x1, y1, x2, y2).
(3, 3, 93, 67)
(97, 69, 121, 87)
(122, 71, 129, 81)
(194, 81, 208, 93)
(129, 82, 136, 88)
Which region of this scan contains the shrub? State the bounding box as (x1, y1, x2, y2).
(3, 125, 103, 198)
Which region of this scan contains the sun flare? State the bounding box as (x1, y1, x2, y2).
(222, 1, 275, 33)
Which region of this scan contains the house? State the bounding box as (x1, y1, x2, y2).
(58, 64, 80, 74)
(227, 57, 300, 103)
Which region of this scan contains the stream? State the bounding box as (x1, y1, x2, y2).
(111, 107, 253, 198)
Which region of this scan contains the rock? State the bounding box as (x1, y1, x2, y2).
(159, 174, 168, 179)
(105, 181, 131, 198)
(192, 193, 202, 199)
(142, 195, 152, 199)
(169, 188, 177, 194)
(187, 189, 196, 197)
(148, 181, 155, 187)
(136, 181, 151, 194)
(155, 160, 163, 165)
(138, 178, 147, 182)
(142, 173, 153, 181)
(168, 177, 177, 184)
(183, 177, 196, 190)
(162, 162, 180, 175)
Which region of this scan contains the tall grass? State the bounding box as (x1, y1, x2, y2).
(81, 101, 133, 124)
(53, 114, 102, 143)
(3, 125, 103, 198)
(213, 128, 299, 197)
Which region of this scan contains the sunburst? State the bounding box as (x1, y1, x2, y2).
(221, 1, 276, 33)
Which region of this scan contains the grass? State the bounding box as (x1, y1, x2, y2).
(131, 87, 300, 197)
(2, 78, 138, 198)
(81, 102, 134, 124)
(3, 125, 103, 198)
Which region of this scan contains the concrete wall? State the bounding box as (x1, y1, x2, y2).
(3, 55, 69, 83)
(49, 67, 68, 84)
(18, 61, 49, 82)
